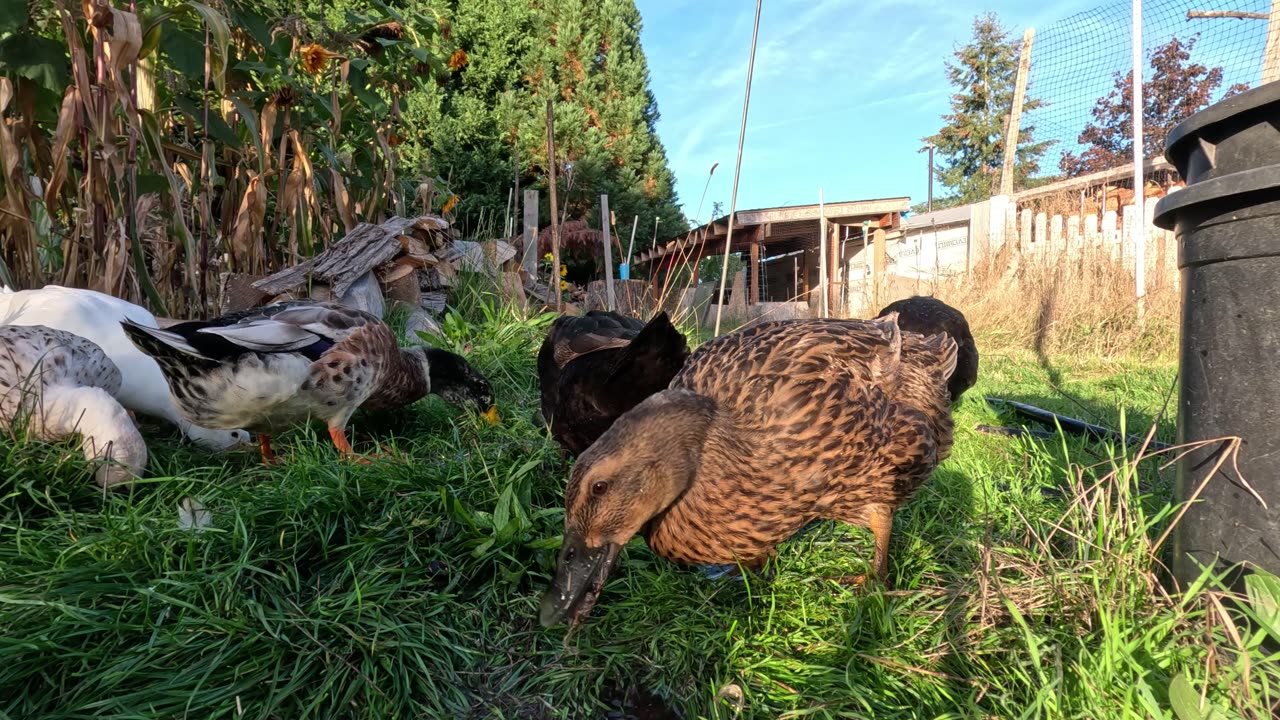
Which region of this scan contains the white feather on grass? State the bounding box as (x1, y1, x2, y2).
(178, 497, 212, 531)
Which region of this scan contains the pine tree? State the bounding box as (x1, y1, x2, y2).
(923, 13, 1049, 207)
(402, 0, 685, 253)
(1059, 35, 1248, 176)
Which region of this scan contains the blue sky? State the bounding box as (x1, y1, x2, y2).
(634, 0, 1269, 222)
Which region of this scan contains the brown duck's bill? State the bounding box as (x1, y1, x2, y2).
(539, 534, 621, 628)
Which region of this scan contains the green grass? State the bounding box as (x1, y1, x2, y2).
(1, 296, 1277, 719)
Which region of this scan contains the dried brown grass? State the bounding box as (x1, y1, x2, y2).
(933, 245, 1179, 362)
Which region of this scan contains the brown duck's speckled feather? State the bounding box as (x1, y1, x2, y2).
(645, 317, 957, 568)
(876, 296, 977, 402)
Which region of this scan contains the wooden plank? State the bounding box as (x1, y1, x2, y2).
(1020, 208, 1032, 251)
(600, 194, 616, 311)
(1049, 214, 1064, 257)
(1084, 213, 1100, 247)
(1034, 212, 1047, 257)
(999, 28, 1035, 196)
(1102, 210, 1119, 259)
(1011, 157, 1174, 201)
(522, 189, 539, 276)
(734, 197, 910, 226)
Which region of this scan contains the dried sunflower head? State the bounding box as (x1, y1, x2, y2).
(271, 85, 296, 107)
(448, 48, 468, 71)
(299, 43, 338, 75)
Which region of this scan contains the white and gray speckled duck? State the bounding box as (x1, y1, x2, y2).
(0, 324, 147, 487)
(120, 301, 497, 464)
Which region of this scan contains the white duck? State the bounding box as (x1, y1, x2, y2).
(0, 324, 147, 487)
(0, 285, 249, 450)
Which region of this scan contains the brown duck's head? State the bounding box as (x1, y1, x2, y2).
(539, 389, 717, 628)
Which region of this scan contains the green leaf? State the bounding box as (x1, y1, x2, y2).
(1245, 568, 1280, 644)
(136, 172, 169, 196)
(185, 1, 231, 94)
(1168, 674, 1204, 720)
(159, 28, 206, 80)
(0, 0, 28, 34)
(0, 35, 69, 94)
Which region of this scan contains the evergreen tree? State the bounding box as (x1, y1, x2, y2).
(1059, 35, 1248, 176)
(402, 0, 685, 252)
(923, 14, 1049, 207)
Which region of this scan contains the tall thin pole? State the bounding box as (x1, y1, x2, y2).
(713, 0, 763, 336)
(927, 144, 935, 213)
(999, 28, 1035, 197)
(1132, 0, 1145, 317)
(546, 100, 561, 312)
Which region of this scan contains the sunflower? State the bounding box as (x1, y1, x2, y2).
(560, 280, 568, 291)
(441, 194, 460, 213)
(448, 48, 468, 71)
(559, 265, 567, 277)
(299, 44, 338, 75)
(543, 253, 553, 262)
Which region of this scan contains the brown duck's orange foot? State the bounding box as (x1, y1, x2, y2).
(259, 434, 281, 465)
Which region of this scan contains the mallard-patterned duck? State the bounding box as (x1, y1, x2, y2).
(540, 315, 957, 627)
(120, 301, 496, 464)
(0, 284, 249, 449)
(0, 325, 147, 487)
(876, 295, 977, 402)
(537, 310, 689, 456)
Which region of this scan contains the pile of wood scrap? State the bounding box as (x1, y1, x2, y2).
(219, 215, 464, 339)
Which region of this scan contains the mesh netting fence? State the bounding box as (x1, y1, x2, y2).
(1020, 0, 1271, 189)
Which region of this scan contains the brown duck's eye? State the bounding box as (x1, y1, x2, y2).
(591, 481, 609, 497)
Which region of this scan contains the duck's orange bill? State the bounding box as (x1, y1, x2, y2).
(482, 405, 500, 425)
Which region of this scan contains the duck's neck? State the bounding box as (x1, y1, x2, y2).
(364, 349, 430, 411)
(35, 385, 147, 487)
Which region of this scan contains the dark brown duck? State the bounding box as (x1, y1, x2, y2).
(876, 295, 977, 402)
(540, 314, 958, 627)
(537, 310, 689, 457)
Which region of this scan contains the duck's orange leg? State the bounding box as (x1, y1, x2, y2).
(329, 426, 373, 465)
(829, 504, 894, 589)
(259, 434, 280, 465)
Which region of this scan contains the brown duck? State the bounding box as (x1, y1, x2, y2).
(540, 314, 958, 627)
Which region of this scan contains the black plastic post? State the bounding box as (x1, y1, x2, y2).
(1153, 82, 1280, 587)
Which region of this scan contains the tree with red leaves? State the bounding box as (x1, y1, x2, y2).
(1059, 35, 1249, 176)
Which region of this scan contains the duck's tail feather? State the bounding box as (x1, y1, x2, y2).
(120, 318, 219, 372)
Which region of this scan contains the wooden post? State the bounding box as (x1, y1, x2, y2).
(793, 257, 799, 301)
(999, 28, 1035, 196)
(872, 226, 886, 310)
(829, 222, 840, 315)
(600, 194, 616, 311)
(1265, 3, 1280, 83)
(522, 189, 539, 276)
(749, 236, 760, 305)
(545, 100, 560, 311)
(818, 188, 828, 317)
(801, 247, 811, 300)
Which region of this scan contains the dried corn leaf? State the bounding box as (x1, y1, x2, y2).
(104, 8, 142, 71)
(331, 169, 355, 234)
(229, 173, 267, 274)
(259, 101, 276, 169)
(45, 86, 82, 208)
